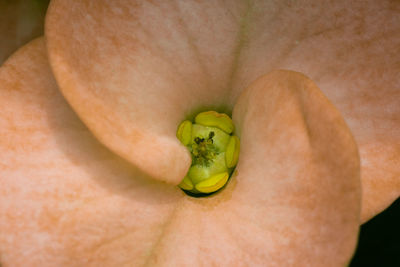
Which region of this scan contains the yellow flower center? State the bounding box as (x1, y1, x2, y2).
(176, 111, 240, 196)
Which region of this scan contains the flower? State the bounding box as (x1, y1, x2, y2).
(1, 0, 399, 266)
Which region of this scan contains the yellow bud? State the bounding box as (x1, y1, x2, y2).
(176, 120, 192, 146)
(178, 176, 194, 191)
(195, 172, 229, 193)
(195, 111, 234, 134)
(225, 135, 240, 168)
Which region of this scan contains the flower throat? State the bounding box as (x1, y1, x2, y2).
(176, 111, 240, 196)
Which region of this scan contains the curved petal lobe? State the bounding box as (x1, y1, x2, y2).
(45, 0, 249, 183)
(229, 0, 400, 222)
(140, 71, 361, 266)
(0, 38, 183, 266)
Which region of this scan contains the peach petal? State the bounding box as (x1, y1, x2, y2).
(141, 71, 361, 266)
(0, 39, 361, 266)
(45, 0, 250, 184)
(0, 37, 363, 266)
(228, 0, 400, 222)
(0, 38, 184, 266)
(45, 0, 399, 219)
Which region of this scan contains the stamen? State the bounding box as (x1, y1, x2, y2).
(195, 172, 229, 193)
(195, 111, 234, 134)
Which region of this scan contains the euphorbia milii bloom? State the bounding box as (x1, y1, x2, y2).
(0, 0, 399, 266)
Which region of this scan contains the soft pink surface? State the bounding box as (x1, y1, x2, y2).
(45, 0, 400, 222)
(0, 38, 360, 266)
(0, 38, 183, 266)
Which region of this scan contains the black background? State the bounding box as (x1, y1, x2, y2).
(350, 198, 400, 267)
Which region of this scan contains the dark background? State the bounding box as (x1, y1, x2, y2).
(350, 197, 400, 267)
(1, 1, 399, 266)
